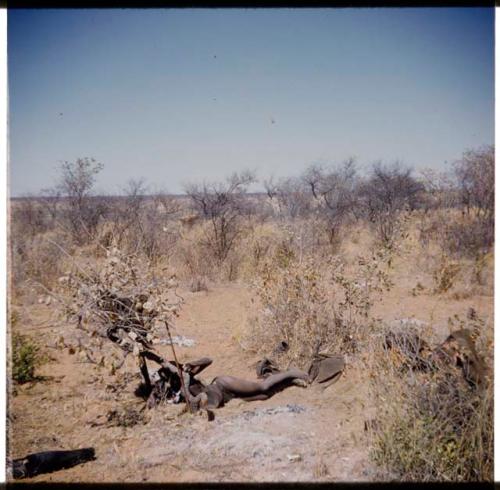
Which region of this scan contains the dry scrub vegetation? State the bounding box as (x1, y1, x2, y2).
(8, 146, 494, 482)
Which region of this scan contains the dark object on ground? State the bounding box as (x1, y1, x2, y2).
(12, 448, 96, 479)
(255, 342, 290, 378)
(255, 357, 281, 379)
(308, 354, 345, 385)
(271, 340, 289, 356)
(364, 419, 380, 432)
(256, 348, 345, 387)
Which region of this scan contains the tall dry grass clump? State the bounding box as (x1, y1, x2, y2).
(418, 146, 494, 260)
(232, 217, 334, 283)
(245, 245, 393, 369)
(10, 227, 73, 297)
(367, 320, 493, 482)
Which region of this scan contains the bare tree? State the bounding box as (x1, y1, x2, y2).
(10, 195, 47, 239)
(103, 178, 148, 250)
(55, 157, 106, 243)
(359, 161, 424, 244)
(38, 187, 61, 228)
(454, 145, 494, 226)
(419, 168, 457, 212)
(152, 188, 181, 218)
(264, 175, 312, 220)
(184, 170, 257, 262)
(447, 145, 495, 254)
(302, 158, 358, 244)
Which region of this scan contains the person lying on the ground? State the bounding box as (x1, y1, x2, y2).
(138, 352, 309, 410)
(192, 367, 310, 410)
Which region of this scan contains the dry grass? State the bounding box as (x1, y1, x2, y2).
(432, 255, 461, 294)
(8, 183, 494, 482)
(367, 319, 493, 482)
(417, 208, 493, 259)
(10, 229, 72, 294)
(244, 244, 393, 369)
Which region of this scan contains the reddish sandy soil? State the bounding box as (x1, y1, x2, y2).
(8, 247, 493, 483)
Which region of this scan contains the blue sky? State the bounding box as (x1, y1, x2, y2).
(8, 8, 494, 196)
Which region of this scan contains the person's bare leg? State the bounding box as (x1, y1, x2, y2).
(214, 368, 309, 398)
(184, 357, 213, 376)
(240, 394, 270, 402)
(260, 368, 309, 391)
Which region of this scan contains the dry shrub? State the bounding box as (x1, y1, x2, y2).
(188, 275, 209, 293)
(368, 322, 493, 482)
(10, 197, 49, 239)
(441, 216, 493, 259)
(58, 246, 183, 373)
(174, 210, 342, 285)
(245, 247, 393, 369)
(290, 216, 344, 257)
(10, 229, 72, 292)
(418, 207, 492, 260)
(173, 222, 219, 282)
(429, 251, 493, 299)
(97, 204, 180, 266)
(229, 221, 291, 282)
(128, 207, 179, 265)
(432, 255, 461, 294)
(417, 210, 445, 250)
(174, 217, 273, 283)
(235, 223, 281, 280)
(359, 162, 424, 246)
(413, 211, 493, 298)
(370, 210, 413, 266)
(453, 145, 494, 255)
(184, 170, 257, 264)
(472, 252, 494, 288)
(235, 217, 341, 283)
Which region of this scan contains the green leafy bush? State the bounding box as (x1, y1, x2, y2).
(12, 333, 40, 384)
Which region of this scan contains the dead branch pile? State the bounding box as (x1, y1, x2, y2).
(64, 247, 182, 354)
(382, 325, 488, 388)
(57, 246, 187, 403)
(54, 246, 219, 416)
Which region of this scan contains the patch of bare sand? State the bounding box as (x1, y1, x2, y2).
(9, 277, 492, 482)
(9, 284, 375, 482)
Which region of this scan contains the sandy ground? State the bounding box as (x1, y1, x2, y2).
(8, 257, 493, 482)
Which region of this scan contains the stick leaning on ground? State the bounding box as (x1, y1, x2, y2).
(164, 320, 193, 414)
